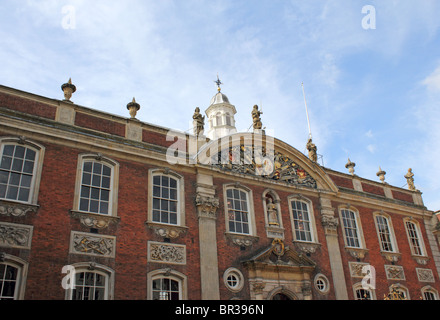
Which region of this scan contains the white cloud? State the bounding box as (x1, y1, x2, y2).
(422, 65, 440, 92)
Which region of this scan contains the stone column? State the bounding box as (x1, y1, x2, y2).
(195, 173, 220, 299)
(320, 196, 348, 300)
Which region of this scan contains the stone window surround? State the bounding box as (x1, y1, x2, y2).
(403, 217, 428, 262)
(338, 205, 369, 260)
(223, 182, 257, 241)
(71, 153, 120, 221)
(146, 168, 187, 238)
(63, 262, 115, 300)
(0, 253, 29, 300)
(223, 267, 245, 293)
(0, 136, 45, 207)
(287, 194, 319, 245)
(373, 211, 400, 257)
(147, 268, 187, 300)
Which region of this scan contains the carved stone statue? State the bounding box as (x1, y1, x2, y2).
(266, 197, 279, 226)
(193, 107, 205, 136)
(252, 105, 263, 130)
(404, 168, 416, 191)
(306, 138, 317, 162)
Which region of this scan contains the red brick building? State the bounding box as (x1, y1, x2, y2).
(0, 80, 439, 300)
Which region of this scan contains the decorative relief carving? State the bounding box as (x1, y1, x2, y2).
(195, 193, 219, 219)
(251, 281, 266, 294)
(412, 255, 429, 265)
(0, 222, 33, 249)
(384, 265, 405, 280)
(345, 247, 369, 260)
(416, 268, 435, 283)
(293, 241, 320, 254)
(348, 262, 370, 278)
(0, 200, 38, 217)
(211, 146, 317, 189)
(148, 241, 186, 265)
(381, 251, 401, 263)
(146, 222, 188, 239)
(225, 232, 259, 247)
(70, 231, 116, 258)
(321, 215, 339, 231)
(70, 211, 119, 229)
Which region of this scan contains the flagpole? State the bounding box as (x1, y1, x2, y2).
(301, 82, 312, 140)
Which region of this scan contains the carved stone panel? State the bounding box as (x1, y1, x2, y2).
(0, 200, 38, 217)
(148, 241, 186, 265)
(69, 231, 116, 258)
(384, 265, 405, 280)
(348, 262, 370, 278)
(416, 268, 435, 283)
(0, 222, 33, 249)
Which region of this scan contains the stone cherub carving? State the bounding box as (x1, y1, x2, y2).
(252, 105, 263, 130)
(193, 107, 205, 136)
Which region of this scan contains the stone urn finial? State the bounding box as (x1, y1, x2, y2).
(345, 158, 356, 175)
(61, 78, 76, 102)
(127, 97, 140, 119)
(376, 166, 386, 183)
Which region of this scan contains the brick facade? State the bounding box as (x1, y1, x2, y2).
(0, 84, 439, 300)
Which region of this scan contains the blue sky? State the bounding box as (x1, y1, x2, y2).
(1, 0, 439, 211)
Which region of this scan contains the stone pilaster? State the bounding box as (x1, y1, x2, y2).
(195, 173, 220, 299)
(320, 196, 348, 300)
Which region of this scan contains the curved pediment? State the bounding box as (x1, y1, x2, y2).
(194, 132, 338, 193)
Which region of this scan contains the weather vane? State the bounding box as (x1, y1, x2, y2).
(214, 74, 223, 92)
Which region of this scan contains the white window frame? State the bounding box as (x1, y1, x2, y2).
(339, 207, 365, 249)
(64, 262, 114, 300)
(373, 212, 398, 253)
(224, 183, 255, 236)
(288, 195, 318, 243)
(353, 282, 376, 300)
(0, 137, 45, 205)
(73, 153, 119, 217)
(148, 169, 185, 227)
(421, 286, 439, 300)
(147, 269, 187, 300)
(0, 254, 29, 300)
(404, 218, 426, 257)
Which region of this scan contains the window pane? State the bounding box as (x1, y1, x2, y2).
(83, 162, 92, 173)
(80, 198, 89, 211)
(82, 173, 91, 185)
(0, 156, 12, 170)
(102, 165, 111, 177)
(81, 186, 90, 198)
(18, 188, 30, 202)
(25, 149, 36, 161)
(11, 159, 23, 172)
(6, 186, 18, 200)
(93, 163, 102, 174)
(0, 171, 9, 184)
(3, 145, 14, 156)
(14, 146, 25, 159)
(90, 200, 99, 212)
(169, 178, 177, 188)
(99, 202, 108, 214)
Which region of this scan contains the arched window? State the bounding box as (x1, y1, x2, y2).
(65, 263, 114, 300)
(148, 269, 187, 300)
(340, 207, 365, 248)
(216, 112, 222, 126)
(225, 113, 232, 126)
(225, 186, 251, 235)
(148, 169, 185, 227)
(374, 213, 397, 253)
(74, 154, 119, 216)
(152, 174, 179, 225)
(404, 218, 426, 256)
(289, 196, 317, 243)
(0, 254, 28, 300)
(0, 137, 45, 204)
(353, 282, 375, 300)
(421, 286, 438, 300)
